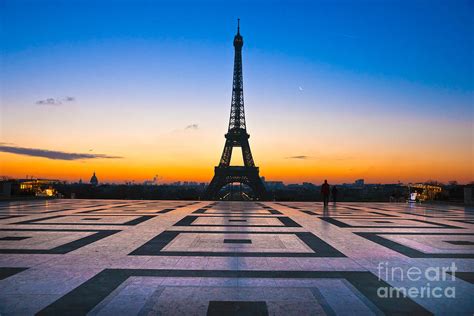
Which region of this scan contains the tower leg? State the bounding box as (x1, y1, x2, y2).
(202, 166, 268, 200)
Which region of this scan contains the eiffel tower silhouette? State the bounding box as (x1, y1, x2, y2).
(203, 20, 268, 200)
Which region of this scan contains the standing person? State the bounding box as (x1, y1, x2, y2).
(321, 180, 330, 207)
(332, 185, 338, 204)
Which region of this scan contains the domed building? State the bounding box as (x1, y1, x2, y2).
(90, 172, 98, 186)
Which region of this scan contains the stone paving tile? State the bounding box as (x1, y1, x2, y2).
(0, 199, 473, 315)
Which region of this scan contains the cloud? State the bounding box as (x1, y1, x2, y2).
(0, 145, 122, 161)
(36, 98, 62, 105)
(298, 86, 304, 91)
(287, 155, 310, 160)
(185, 124, 199, 130)
(35, 96, 75, 106)
(285, 154, 352, 161)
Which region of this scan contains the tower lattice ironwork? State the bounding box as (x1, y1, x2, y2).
(203, 20, 268, 200)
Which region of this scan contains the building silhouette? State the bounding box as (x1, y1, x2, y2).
(90, 172, 98, 186)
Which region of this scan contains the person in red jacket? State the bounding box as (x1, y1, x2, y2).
(321, 179, 330, 207)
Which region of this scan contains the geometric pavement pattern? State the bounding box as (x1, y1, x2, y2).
(0, 199, 473, 315)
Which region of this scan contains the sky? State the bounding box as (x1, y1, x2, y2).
(1, 0, 473, 184)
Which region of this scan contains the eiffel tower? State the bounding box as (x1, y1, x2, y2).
(203, 20, 268, 200)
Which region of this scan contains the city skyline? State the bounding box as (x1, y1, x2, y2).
(1, 1, 473, 185)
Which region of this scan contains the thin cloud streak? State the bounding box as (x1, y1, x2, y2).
(185, 124, 199, 130)
(287, 155, 310, 159)
(35, 96, 75, 106)
(285, 155, 352, 161)
(0, 145, 122, 161)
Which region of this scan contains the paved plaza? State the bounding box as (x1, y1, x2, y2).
(0, 199, 473, 315)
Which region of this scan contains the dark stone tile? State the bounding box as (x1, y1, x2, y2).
(449, 272, 474, 284)
(158, 208, 175, 213)
(12, 215, 155, 226)
(0, 229, 119, 254)
(37, 269, 431, 315)
(0, 236, 31, 241)
(356, 232, 474, 258)
(207, 301, 268, 316)
(321, 218, 461, 229)
(0, 267, 28, 281)
(224, 239, 252, 244)
(130, 231, 345, 257)
(444, 240, 474, 246)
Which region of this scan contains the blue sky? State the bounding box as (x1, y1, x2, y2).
(1, 0, 473, 183)
(3, 0, 472, 88)
(2, 1, 472, 119)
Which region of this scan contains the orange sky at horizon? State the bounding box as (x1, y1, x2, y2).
(1, 137, 472, 184)
(2, 103, 472, 185)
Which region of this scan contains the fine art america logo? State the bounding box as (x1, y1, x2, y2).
(377, 262, 457, 299)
